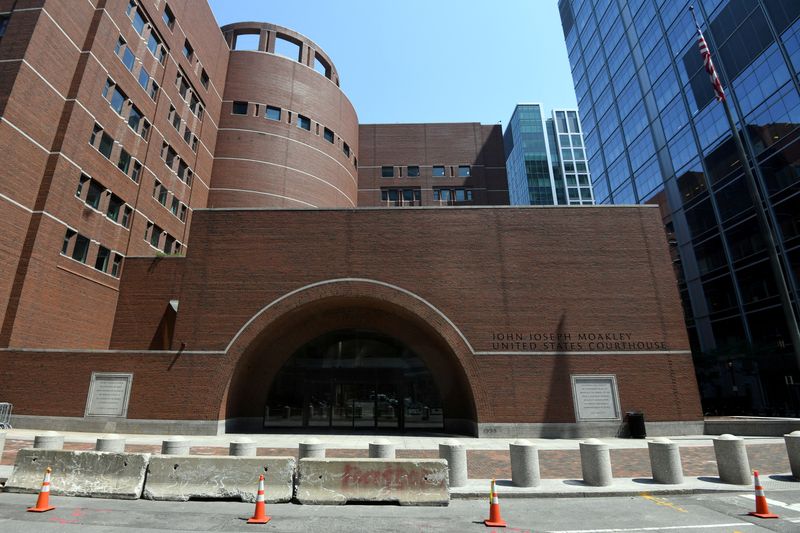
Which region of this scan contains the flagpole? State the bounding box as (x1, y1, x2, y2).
(689, 6, 800, 371)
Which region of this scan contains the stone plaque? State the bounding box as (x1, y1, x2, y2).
(85, 373, 132, 417)
(570, 375, 621, 421)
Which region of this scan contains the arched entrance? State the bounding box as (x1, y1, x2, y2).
(222, 280, 485, 435)
(265, 329, 444, 431)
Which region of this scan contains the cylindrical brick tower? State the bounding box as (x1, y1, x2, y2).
(210, 23, 359, 208)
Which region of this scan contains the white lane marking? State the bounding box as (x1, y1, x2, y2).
(546, 523, 756, 533)
(737, 493, 800, 512)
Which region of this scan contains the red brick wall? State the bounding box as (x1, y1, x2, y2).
(358, 123, 510, 207)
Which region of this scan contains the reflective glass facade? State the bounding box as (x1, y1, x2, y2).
(559, 0, 800, 413)
(504, 104, 593, 205)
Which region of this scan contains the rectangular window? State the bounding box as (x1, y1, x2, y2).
(163, 234, 176, 254)
(62, 229, 76, 255)
(117, 149, 131, 174)
(147, 33, 161, 58)
(183, 127, 192, 144)
(179, 204, 187, 222)
(95, 245, 110, 273)
(115, 37, 125, 56)
(121, 206, 132, 228)
(158, 185, 168, 206)
(132, 8, 146, 36)
(297, 114, 311, 130)
(189, 94, 200, 115)
(165, 146, 177, 169)
(232, 101, 248, 115)
(86, 180, 103, 209)
(343, 142, 350, 157)
(102, 78, 113, 99)
(150, 224, 162, 247)
(458, 165, 471, 177)
(72, 234, 90, 263)
(76, 174, 90, 198)
(122, 47, 136, 72)
(110, 87, 126, 114)
(111, 254, 123, 278)
(178, 77, 189, 99)
(172, 112, 181, 131)
(107, 194, 124, 222)
(162, 4, 175, 30)
(177, 160, 188, 181)
(266, 106, 281, 121)
(200, 69, 209, 89)
(171, 197, 179, 215)
(0, 15, 9, 38)
(191, 136, 198, 152)
(128, 105, 143, 132)
(131, 161, 142, 183)
(407, 166, 420, 177)
(381, 166, 394, 178)
(138, 67, 150, 91)
(183, 40, 193, 60)
(432, 165, 445, 177)
(99, 133, 114, 159)
(323, 127, 334, 143)
(149, 80, 159, 100)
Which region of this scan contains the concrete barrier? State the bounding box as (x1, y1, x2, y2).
(296, 458, 449, 505)
(299, 438, 325, 459)
(438, 439, 467, 488)
(142, 456, 295, 503)
(648, 438, 684, 484)
(784, 431, 800, 479)
(0, 431, 5, 461)
(580, 439, 613, 487)
(369, 438, 395, 459)
(161, 436, 190, 455)
(510, 439, 540, 487)
(713, 434, 751, 485)
(229, 438, 256, 457)
(4, 448, 149, 499)
(33, 431, 64, 450)
(95, 434, 125, 453)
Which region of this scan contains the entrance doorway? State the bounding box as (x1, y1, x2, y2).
(264, 330, 444, 432)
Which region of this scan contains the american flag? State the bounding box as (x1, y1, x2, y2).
(695, 21, 725, 102)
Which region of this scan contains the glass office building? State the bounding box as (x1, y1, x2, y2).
(558, 0, 800, 413)
(504, 104, 594, 206)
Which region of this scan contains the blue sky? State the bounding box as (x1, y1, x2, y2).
(207, 0, 578, 126)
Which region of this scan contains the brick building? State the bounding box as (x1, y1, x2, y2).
(0, 0, 702, 436)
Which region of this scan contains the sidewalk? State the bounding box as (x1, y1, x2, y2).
(0, 429, 791, 482)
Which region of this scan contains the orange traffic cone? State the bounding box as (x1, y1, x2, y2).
(484, 478, 507, 528)
(748, 470, 778, 519)
(27, 467, 55, 513)
(247, 474, 271, 524)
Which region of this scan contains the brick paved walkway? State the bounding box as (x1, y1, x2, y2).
(1, 440, 790, 480)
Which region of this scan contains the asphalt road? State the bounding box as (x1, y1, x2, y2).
(1, 490, 800, 532)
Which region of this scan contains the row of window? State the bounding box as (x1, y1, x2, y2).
(168, 105, 199, 152)
(381, 165, 471, 179)
(176, 71, 205, 119)
(230, 101, 355, 166)
(144, 221, 182, 255)
(61, 229, 123, 278)
(102, 78, 151, 140)
(380, 187, 475, 206)
(89, 123, 143, 183)
(76, 174, 133, 228)
(152, 179, 188, 222)
(160, 141, 194, 186)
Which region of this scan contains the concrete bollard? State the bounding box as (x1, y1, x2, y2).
(95, 434, 126, 453)
(229, 438, 257, 457)
(580, 438, 613, 487)
(161, 436, 190, 456)
(647, 437, 684, 484)
(368, 438, 395, 459)
(713, 434, 751, 485)
(299, 438, 325, 459)
(509, 439, 540, 487)
(784, 430, 800, 479)
(438, 439, 467, 488)
(33, 431, 64, 450)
